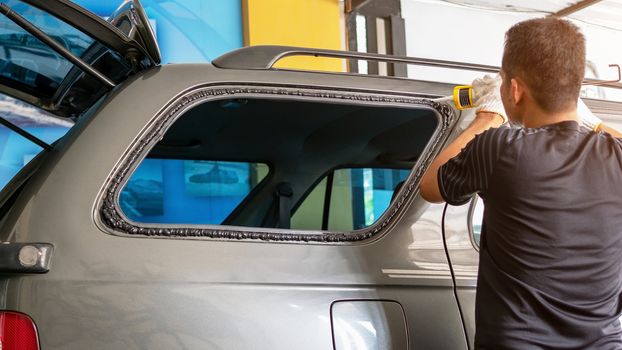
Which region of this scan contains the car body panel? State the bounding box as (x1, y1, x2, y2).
(331, 300, 409, 349)
(0, 64, 468, 349)
(108, 0, 161, 64)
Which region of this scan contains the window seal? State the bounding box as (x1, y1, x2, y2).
(95, 83, 457, 244)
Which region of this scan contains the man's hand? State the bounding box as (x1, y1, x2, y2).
(472, 75, 508, 124)
(421, 75, 506, 203)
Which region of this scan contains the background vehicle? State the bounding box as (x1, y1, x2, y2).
(1, 1, 621, 349)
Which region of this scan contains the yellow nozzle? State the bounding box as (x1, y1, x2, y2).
(453, 85, 473, 110)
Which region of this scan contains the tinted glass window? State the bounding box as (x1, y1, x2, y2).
(291, 168, 410, 231)
(120, 159, 269, 224)
(0, 94, 72, 188)
(0, 0, 95, 97)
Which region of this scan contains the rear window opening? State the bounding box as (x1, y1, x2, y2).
(117, 97, 439, 232)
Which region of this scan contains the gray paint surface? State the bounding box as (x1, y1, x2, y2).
(332, 300, 409, 349)
(1, 64, 469, 349)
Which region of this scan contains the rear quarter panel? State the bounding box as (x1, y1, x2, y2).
(1, 65, 466, 349)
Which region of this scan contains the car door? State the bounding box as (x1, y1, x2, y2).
(443, 98, 622, 350)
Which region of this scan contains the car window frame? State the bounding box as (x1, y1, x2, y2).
(95, 83, 458, 244)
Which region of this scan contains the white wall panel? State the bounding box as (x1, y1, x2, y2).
(401, 0, 622, 101)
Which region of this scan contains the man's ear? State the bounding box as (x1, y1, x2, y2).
(510, 78, 524, 105)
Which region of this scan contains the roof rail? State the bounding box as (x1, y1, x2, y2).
(212, 45, 622, 90)
(212, 45, 499, 73)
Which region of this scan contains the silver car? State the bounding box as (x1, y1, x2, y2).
(1, 1, 621, 349)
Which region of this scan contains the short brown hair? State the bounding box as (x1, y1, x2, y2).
(502, 17, 585, 113)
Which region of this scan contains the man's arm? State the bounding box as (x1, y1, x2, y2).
(420, 112, 504, 203)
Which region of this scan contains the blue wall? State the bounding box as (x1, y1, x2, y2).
(73, 0, 243, 62)
(0, 126, 70, 187)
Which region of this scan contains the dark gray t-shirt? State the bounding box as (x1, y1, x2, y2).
(439, 121, 622, 349)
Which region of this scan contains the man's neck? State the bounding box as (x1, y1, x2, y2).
(521, 106, 579, 128)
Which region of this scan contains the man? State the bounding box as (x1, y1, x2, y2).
(421, 17, 622, 349)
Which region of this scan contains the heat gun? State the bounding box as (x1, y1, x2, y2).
(452, 85, 474, 110)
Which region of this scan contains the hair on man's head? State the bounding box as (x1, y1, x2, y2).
(502, 17, 585, 113)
